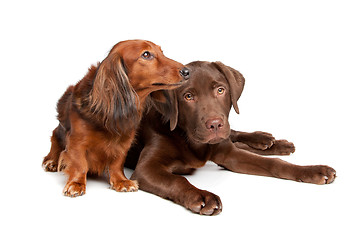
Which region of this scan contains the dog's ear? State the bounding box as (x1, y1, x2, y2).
(212, 61, 245, 114)
(150, 90, 168, 103)
(150, 90, 178, 131)
(90, 54, 139, 134)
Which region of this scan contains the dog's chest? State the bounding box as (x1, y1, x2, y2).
(180, 144, 210, 169)
(85, 131, 135, 172)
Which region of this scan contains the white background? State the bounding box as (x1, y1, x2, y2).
(1, 0, 359, 239)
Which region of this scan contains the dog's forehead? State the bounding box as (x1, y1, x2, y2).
(189, 63, 228, 87)
(111, 40, 160, 54)
(142, 40, 161, 51)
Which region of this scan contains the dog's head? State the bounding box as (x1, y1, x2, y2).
(153, 61, 245, 144)
(87, 40, 189, 134)
(109, 40, 190, 92)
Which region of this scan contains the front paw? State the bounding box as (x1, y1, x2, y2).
(296, 165, 336, 184)
(246, 131, 276, 150)
(42, 158, 58, 172)
(110, 180, 139, 192)
(63, 182, 86, 197)
(183, 189, 222, 216)
(266, 139, 295, 155)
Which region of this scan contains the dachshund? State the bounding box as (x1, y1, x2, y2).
(42, 40, 190, 197)
(125, 61, 336, 215)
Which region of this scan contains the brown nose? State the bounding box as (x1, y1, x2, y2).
(205, 118, 224, 132)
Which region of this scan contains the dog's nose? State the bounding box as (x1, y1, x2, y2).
(179, 67, 190, 80)
(205, 118, 224, 132)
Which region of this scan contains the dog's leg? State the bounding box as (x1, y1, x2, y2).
(42, 125, 66, 172)
(108, 136, 138, 192)
(233, 140, 295, 156)
(131, 146, 222, 215)
(59, 135, 88, 197)
(212, 140, 336, 184)
(230, 130, 276, 149)
(108, 156, 138, 192)
(230, 130, 295, 155)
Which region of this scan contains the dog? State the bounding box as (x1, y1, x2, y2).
(125, 61, 336, 215)
(42, 40, 190, 197)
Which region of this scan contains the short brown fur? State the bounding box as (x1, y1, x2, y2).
(126, 61, 336, 215)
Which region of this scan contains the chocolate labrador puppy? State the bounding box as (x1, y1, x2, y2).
(125, 61, 336, 215)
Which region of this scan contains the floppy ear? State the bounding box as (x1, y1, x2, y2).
(89, 54, 139, 134)
(150, 90, 178, 131)
(212, 61, 245, 114)
(150, 90, 168, 103)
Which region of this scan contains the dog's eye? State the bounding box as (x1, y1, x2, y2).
(142, 51, 153, 60)
(217, 87, 225, 95)
(184, 93, 194, 101)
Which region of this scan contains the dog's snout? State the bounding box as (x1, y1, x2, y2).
(205, 118, 224, 132)
(179, 67, 190, 80)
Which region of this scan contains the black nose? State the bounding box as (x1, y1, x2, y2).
(179, 67, 190, 80)
(205, 118, 224, 132)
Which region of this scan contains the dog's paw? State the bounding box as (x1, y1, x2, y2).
(42, 159, 58, 172)
(63, 182, 86, 197)
(183, 189, 222, 216)
(246, 131, 276, 150)
(296, 165, 336, 184)
(266, 139, 295, 155)
(110, 180, 139, 192)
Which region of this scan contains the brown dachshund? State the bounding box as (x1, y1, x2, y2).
(126, 61, 336, 215)
(42, 40, 189, 197)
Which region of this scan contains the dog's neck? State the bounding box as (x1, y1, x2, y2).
(176, 128, 213, 161)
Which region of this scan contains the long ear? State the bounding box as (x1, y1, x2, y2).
(89, 54, 139, 134)
(212, 61, 245, 114)
(150, 90, 178, 131)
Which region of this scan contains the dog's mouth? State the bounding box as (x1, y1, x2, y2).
(190, 132, 229, 145)
(206, 136, 225, 144)
(152, 83, 166, 86)
(152, 81, 184, 87)
(195, 136, 226, 145)
(136, 81, 184, 92)
(151, 81, 185, 90)
(189, 123, 231, 144)
(151, 73, 189, 88)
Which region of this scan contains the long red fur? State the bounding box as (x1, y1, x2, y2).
(43, 40, 186, 197)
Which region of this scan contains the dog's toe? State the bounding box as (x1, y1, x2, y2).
(42, 159, 58, 172)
